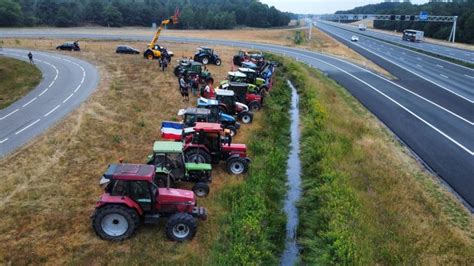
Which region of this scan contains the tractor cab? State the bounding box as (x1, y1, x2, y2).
(196, 46, 214, 56)
(93, 163, 208, 242)
(219, 83, 263, 112)
(215, 89, 254, 124)
(147, 141, 212, 197)
(195, 98, 241, 135)
(237, 68, 266, 87)
(178, 108, 213, 127)
(226, 71, 247, 83)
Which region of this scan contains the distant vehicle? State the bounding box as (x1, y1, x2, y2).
(116, 45, 140, 54)
(56, 41, 80, 51)
(194, 46, 222, 66)
(402, 29, 424, 42)
(351, 35, 359, 42)
(358, 24, 367, 31)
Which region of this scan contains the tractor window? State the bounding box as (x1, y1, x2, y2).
(184, 114, 196, 126)
(129, 181, 152, 210)
(110, 180, 127, 196)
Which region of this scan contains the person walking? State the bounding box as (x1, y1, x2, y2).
(179, 74, 189, 102)
(28, 51, 34, 64)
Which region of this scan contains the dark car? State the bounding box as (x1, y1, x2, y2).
(116, 45, 140, 54)
(56, 41, 80, 51)
(194, 46, 222, 66)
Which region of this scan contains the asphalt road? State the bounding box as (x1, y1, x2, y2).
(0, 48, 99, 157)
(320, 20, 474, 64)
(0, 30, 472, 209)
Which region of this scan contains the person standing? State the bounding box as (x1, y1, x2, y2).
(28, 51, 34, 64)
(191, 75, 199, 97)
(179, 75, 189, 102)
(203, 77, 215, 99)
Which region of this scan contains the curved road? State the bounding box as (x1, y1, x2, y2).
(320, 20, 474, 64)
(0, 49, 99, 157)
(0, 31, 472, 209)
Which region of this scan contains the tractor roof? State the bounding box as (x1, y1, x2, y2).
(153, 141, 183, 153)
(197, 97, 219, 106)
(228, 71, 246, 78)
(238, 68, 256, 73)
(194, 122, 223, 132)
(228, 82, 249, 88)
(199, 46, 212, 50)
(185, 108, 210, 115)
(215, 89, 234, 96)
(103, 163, 155, 182)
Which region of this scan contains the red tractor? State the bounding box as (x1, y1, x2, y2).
(91, 163, 207, 242)
(183, 122, 250, 175)
(220, 82, 264, 111)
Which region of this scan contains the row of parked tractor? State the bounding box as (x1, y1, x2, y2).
(90, 49, 277, 243)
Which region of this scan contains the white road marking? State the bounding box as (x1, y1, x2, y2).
(44, 105, 60, 117)
(440, 74, 449, 79)
(0, 138, 8, 144)
(74, 84, 81, 93)
(22, 97, 37, 107)
(63, 93, 74, 103)
(464, 74, 474, 79)
(38, 88, 48, 96)
(436, 64, 444, 68)
(15, 119, 41, 135)
(0, 109, 19, 120)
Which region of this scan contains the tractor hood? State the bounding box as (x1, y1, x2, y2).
(185, 162, 212, 171)
(158, 188, 195, 204)
(235, 102, 249, 111)
(222, 143, 247, 152)
(220, 113, 236, 122)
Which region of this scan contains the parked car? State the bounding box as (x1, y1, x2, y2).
(56, 41, 80, 51)
(351, 35, 359, 42)
(116, 45, 140, 54)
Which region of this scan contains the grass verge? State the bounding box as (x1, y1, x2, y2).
(0, 56, 41, 109)
(209, 68, 291, 264)
(268, 54, 474, 264)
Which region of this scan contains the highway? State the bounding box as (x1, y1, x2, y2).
(0, 49, 99, 157)
(320, 20, 474, 64)
(0, 30, 472, 209)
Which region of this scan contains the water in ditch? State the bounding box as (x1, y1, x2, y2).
(280, 80, 302, 266)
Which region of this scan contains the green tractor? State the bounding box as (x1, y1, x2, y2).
(174, 58, 211, 83)
(220, 68, 268, 93)
(147, 141, 212, 197)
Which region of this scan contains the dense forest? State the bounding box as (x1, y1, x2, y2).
(0, 0, 294, 29)
(336, 1, 474, 44)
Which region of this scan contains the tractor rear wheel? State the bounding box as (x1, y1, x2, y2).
(201, 56, 209, 65)
(92, 205, 139, 241)
(215, 59, 222, 66)
(144, 50, 154, 60)
(248, 101, 261, 112)
(192, 182, 210, 197)
(185, 149, 212, 164)
(226, 157, 249, 175)
(165, 213, 197, 241)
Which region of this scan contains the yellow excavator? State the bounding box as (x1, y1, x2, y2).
(144, 8, 180, 61)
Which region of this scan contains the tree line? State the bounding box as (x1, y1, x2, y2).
(0, 0, 294, 29)
(336, 1, 474, 44)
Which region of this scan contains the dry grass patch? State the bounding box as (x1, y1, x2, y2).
(0, 39, 261, 264)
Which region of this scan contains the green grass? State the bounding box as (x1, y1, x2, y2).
(0, 56, 41, 109)
(267, 54, 473, 264)
(209, 70, 291, 264)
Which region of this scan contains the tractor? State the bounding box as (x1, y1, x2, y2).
(178, 107, 240, 136)
(220, 68, 269, 93)
(147, 141, 212, 197)
(183, 122, 250, 175)
(220, 82, 263, 112)
(144, 9, 179, 61)
(193, 46, 222, 66)
(91, 163, 207, 242)
(233, 50, 264, 66)
(174, 59, 211, 83)
(214, 89, 253, 124)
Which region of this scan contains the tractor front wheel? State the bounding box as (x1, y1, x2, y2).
(215, 58, 222, 66)
(192, 182, 210, 197)
(239, 112, 253, 124)
(92, 205, 139, 241)
(248, 101, 261, 112)
(185, 149, 212, 164)
(165, 213, 197, 241)
(226, 157, 249, 175)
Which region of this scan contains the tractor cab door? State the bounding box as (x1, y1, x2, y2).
(129, 181, 154, 212)
(184, 113, 197, 127)
(206, 133, 222, 159)
(207, 108, 220, 123)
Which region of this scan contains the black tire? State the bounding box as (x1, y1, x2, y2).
(155, 173, 175, 188)
(239, 112, 253, 124)
(144, 50, 154, 60)
(226, 125, 237, 137)
(248, 101, 261, 112)
(215, 58, 222, 66)
(201, 56, 209, 65)
(185, 149, 212, 164)
(192, 182, 210, 197)
(92, 205, 139, 241)
(226, 157, 249, 175)
(165, 213, 197, 241)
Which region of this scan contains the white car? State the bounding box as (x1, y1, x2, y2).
(351, 35, 359, 42)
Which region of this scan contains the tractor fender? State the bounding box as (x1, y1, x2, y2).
(183, 144, 210, 153)
(95, 194, 144, 216)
